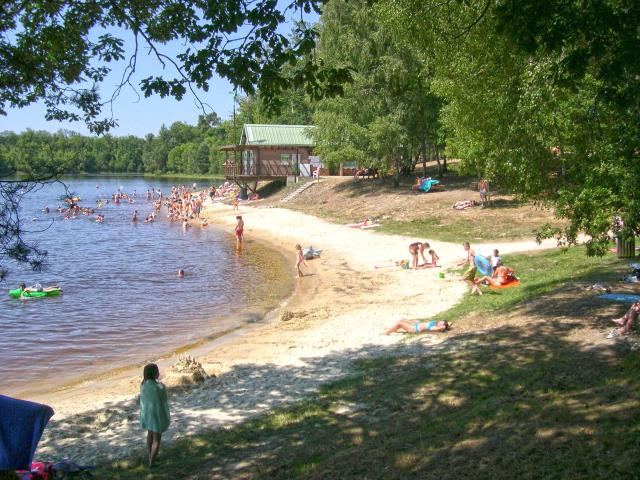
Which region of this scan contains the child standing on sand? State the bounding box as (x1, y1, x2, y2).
(140, 363, 170, 468)
(233, 196, 238, 211)
(295, 244, 307, 277)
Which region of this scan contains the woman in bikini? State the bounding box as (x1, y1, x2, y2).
(385, 319, 450, 335)
(471, 262, 515, 295)
(409, 242, 429, 269)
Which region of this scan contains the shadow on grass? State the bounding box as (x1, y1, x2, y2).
(329, 170, 477, 199)
(485, 197, 523, 209)
(93, 320, 640, 480)
(38, 286, 637, 479)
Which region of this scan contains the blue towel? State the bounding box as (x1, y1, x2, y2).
(597, 293, 640, 303)
(0, 395, 54, 470)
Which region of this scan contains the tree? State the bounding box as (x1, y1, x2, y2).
(311, 0, 439, 182)
(0, 1, 350, 134)
(380, 0, 640, 254)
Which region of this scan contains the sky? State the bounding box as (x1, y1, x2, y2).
(0, 3, 319, 138)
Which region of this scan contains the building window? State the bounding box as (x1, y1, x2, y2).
(280, 154, 291, 166)
(343, 160, 357, 169)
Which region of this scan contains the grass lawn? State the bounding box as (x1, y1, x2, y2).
(434, 246, 625, 322)
(97, 248, 639, 479)
(281, 164, 563, 244)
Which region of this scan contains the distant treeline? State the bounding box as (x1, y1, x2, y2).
(0, 113, 238, 176)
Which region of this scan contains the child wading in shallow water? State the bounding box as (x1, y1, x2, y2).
(140, 363, 170, 468)
(235, 215, 244, 250)
(295, 244, 307, 277)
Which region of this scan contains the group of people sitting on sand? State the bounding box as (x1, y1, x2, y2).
(386, 241, 520, 336)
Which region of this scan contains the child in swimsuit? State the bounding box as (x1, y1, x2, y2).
(428, 249, 439, 267)
(295, 244, 307, 277)
(235, 215, 244, 249)
(385, 319, 450, 335)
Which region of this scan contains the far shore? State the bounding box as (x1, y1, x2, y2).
(35, 199, 565, 463)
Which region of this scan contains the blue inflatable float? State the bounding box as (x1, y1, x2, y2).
(474, 255, 492, 277)
(418, 178, 440, 192)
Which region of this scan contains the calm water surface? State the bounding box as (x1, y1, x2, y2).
(0, 177, 291, 396)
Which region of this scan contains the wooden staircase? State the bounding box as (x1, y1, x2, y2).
(281, 180, 317, 203)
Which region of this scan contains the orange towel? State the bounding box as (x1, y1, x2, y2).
(490, 279, 521, 289)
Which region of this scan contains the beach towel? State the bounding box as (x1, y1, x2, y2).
(0, 395, 54, 470)
(490, 279, 521, 289)
(597, 293, 640, 303)
(140, 380, 170, 433)
(302, 247, 322, 260)
(453, 200, 476, 210)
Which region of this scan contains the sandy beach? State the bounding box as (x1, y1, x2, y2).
(35, 199, 563, 463)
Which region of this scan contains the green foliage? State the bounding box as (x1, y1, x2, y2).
(0, 112, 238, 176)
(0, 1, 350, 133)
(380, 0, 640, 254)
(311, 0, 445, 182)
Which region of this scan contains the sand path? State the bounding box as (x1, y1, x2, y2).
(37, 201, 562, 463)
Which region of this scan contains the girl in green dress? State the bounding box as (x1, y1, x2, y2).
(140, 363, 170, 468)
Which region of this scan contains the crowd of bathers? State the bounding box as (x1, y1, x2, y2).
(43, 181, 243, 227)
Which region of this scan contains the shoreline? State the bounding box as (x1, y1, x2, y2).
(22, 217, 301, 414)
(35, 201, 565, 462)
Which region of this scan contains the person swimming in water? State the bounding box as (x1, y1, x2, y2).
(385, 319, 450, 335)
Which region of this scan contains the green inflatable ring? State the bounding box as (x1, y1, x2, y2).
(9, 288, 62, 298)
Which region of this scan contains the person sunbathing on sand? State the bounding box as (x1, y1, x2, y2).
(609, 300, 640, 336)
(386, 319, 450, 335)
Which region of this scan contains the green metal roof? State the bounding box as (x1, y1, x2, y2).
(242, 124, 315, 147)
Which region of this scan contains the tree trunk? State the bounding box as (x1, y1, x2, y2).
(392, 156, 400, 188)
(433, 143, 443, 177)
(441, 132, 448, 174)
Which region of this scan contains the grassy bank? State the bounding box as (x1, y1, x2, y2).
(96, 248, 637, 479)
(280, 169, 562, 244)
(434, 246, 625, 322)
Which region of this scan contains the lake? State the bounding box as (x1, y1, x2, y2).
(0, 176, 291, 397)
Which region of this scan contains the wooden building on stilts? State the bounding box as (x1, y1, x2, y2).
(221, 124, 315, 197)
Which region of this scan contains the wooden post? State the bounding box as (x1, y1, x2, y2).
(339, 161, 344, 176)
(617, 234, 636, 258)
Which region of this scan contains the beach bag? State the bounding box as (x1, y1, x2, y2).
(30, 462, 53, 480)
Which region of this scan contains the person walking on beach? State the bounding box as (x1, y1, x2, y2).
(140, 363, 170, 468)
(235, 215, 244, 249)
(295, 244, 307, 277)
